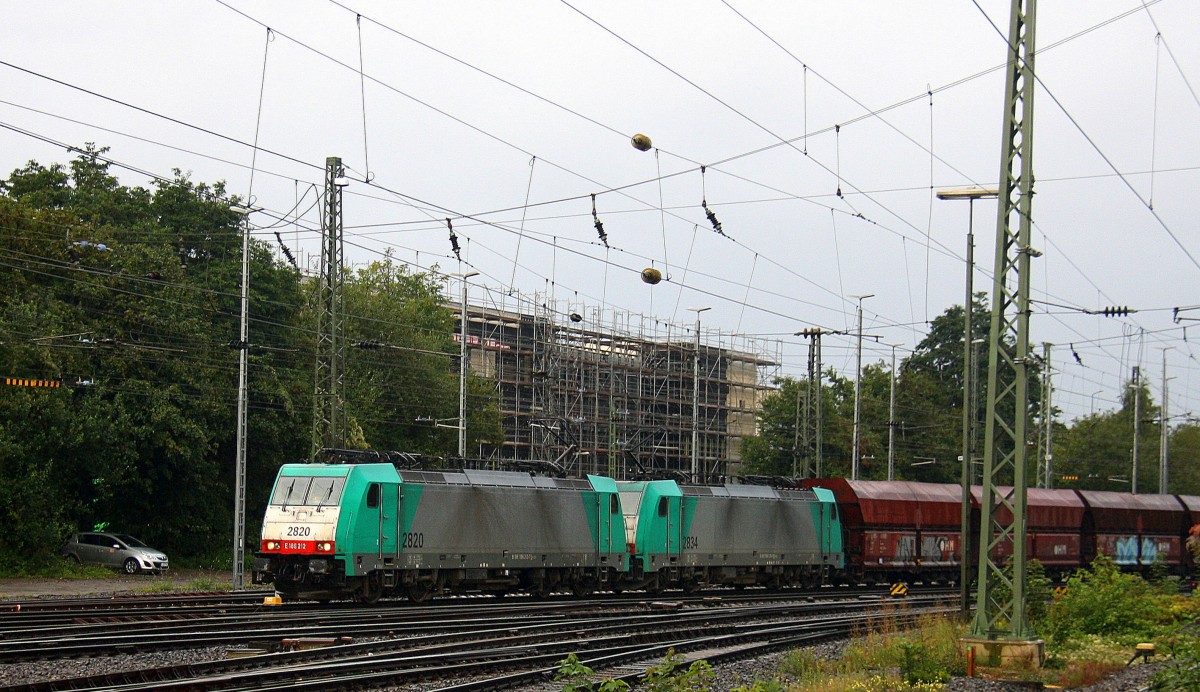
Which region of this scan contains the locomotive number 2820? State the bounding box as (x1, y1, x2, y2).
(286, 526, 311, 537)
(402, 532, 424, 548)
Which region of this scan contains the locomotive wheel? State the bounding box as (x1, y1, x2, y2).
(681, 579, 700, 595)
(571, 581, 595, 598)
(354, 586, 381, 605)
(353, 575, 382, 605)
(406, 583, 434, 604)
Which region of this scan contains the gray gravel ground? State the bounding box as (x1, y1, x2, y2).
(0, 578, 1174, 691)
(0, 639, 1172, 690)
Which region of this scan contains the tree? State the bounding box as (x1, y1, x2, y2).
(1053, 381, 1161, 492)
(340, 257, 503, 454)
(0, 149, 309, 566)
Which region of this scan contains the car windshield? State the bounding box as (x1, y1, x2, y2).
(111, 534, 147, 548)
(271, 475, 346, 506)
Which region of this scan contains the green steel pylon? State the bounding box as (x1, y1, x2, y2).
(311, 156, 347, 459)
(971, 0, 1039, 641)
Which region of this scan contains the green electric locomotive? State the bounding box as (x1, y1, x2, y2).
(253, 460, 844, 603)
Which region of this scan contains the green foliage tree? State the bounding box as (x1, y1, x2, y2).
(340, 257, 503, 454)
(1053, 381, 1161, 492)
(1, 148, 497, 570)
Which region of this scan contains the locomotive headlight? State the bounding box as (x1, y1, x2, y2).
(264, 541, 280, 551)
(316, 541, 334, 553)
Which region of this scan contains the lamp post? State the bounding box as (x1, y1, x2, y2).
(456, 271, 479, 457)
(849, 294, 874, 480)
(687, 306, 711, 483)
(931, 183, 998, 614)
(936, 186, 998, 620)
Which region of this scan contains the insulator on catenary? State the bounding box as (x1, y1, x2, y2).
(446, 218, 461, 260)
(273, 231, 298, 269)
(702, 200, 724, 236)
(591, 194, 609, 248)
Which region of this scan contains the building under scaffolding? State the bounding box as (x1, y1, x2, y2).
(455, 291, 780, 482)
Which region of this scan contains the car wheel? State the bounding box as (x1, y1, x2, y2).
(123, 558, 140, 575)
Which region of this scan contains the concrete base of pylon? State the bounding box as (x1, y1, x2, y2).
(959, 636, 1045, 669)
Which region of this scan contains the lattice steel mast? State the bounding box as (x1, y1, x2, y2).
(971, 0, 1039, 641)
(311, 157, 347, 458)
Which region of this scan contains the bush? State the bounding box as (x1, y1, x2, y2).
(1153, 637, 1200, 691)
(1044, 555, 1158, 644)
(641, 649, 714, 691)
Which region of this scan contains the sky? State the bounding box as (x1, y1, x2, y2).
(2, 1, 1198, 426)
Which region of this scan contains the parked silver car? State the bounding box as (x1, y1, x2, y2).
(61, 532, 169, 574)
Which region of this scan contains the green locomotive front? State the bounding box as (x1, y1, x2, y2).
(253, 463, 628, 602)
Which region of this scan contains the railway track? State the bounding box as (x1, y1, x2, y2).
(0, 587, 958, 690)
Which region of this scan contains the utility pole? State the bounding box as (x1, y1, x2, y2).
(1039, 343, 1053, 489)
(887, 344, 899, 481)
(969, 0, 1040, 650)
(1160, 349, 1170, 494)
(230, 204, 253, 590)
(1131, 366, 1141, 494)
(457, 271, 479, 457)
(688, 307, 711, 483)
(311, 157, 348, 458)
(796, 328, 831, 478)
(793, 375, 802, 479)
(850, 294, 874, 480)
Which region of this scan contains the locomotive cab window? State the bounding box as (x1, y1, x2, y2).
(366, 483, 381, 509)
(657, 497, 668, 517)
(304, 477, 346, 507)
(271, 476, 313, 506)
(610, 494, 620, 514)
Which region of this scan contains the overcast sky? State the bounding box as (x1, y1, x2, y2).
(3, 1, 1198, 426)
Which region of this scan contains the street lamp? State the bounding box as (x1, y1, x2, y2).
(455, 271, 479, 457)
(849, 294, 874, 481)
(1091, 390, 1103, 415)
(687, 306, 711, 483)
(936, 186, 998, 620)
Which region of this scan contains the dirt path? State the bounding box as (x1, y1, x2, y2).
(0, 569, 235, 599)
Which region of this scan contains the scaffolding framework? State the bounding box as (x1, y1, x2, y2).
(457, 290, 780, 480)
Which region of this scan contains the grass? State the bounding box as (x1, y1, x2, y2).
(135, 574, 234, 593)
(777, 609, 964, 690)
(763, 566, 1200, 691)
